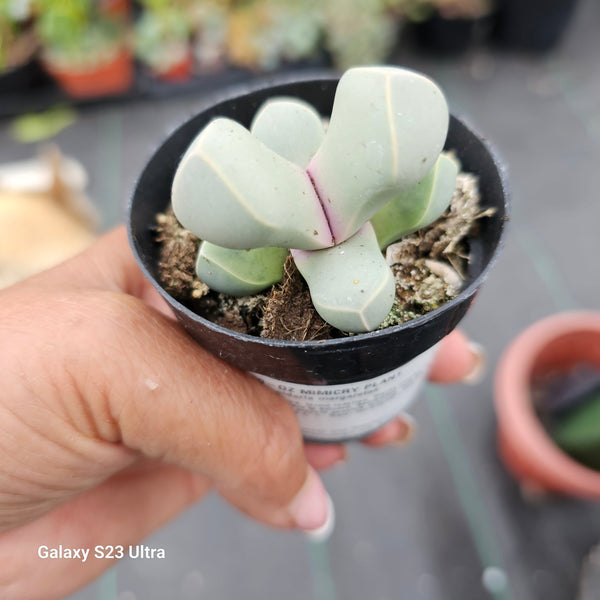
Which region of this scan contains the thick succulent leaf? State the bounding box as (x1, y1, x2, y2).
(250, 97, 325, 169)
(196, 242, 288, 296)
(191, 102, 327, 297)
(172, 117, 333, 250)
(308, 66, 449, 243)
(291, 223, 395, 333)
(371, 152, 459, 249)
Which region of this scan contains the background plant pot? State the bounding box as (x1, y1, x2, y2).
(43, 48, 133, 99)
(0, 58, 47, 94)
(493, 0, 579, 51)
(413, 13, 493, 55)
(151, 49, 194, 83)
(128, 75, 508, 441)
(99, 0, 131, 20)
(495, 311, 600, 499)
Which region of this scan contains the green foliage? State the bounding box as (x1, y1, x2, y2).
(196, 244, 288, 296)
(0, 3, 14, 69)
(134, 7, 191, 68)
(552, 393, 600, 470)
(183, 98, 324, 298)
(371, 152, 459, 249)
(292, 223, 396, 333)
(35, 0, 122, 65)
(10, 105, 76, 143)
(321, 0, 401, 70)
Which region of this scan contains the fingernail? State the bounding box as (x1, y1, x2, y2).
(336, 447, 348, 465)
(462, 341, 486, 385)
(305, 492, 335, 543)
(390, 414, 416, 446)
(288, 466, 334, 537)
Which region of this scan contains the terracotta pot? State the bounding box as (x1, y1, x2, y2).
(44, 48, 133, 99)
(495, 311, 600, 499)
(99, 0, 131, 20)
(152, 50, 194, 83)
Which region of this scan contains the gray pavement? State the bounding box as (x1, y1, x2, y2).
(2, 1, 600, 598)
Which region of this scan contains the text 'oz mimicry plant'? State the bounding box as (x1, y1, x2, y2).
(172, 66, 459, 333)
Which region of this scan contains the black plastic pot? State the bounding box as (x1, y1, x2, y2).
(128, 75, 508, 440)
(0, 58, 47, 94)
(493, 0, 579, 51)
(413, 13, 493, 55)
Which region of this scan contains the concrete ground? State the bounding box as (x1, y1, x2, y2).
(1, 0, 600, 598)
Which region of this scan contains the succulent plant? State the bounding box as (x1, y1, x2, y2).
(226, 0, 322, 72)
(35, 0, 124, 68)
(172, 66, 456, 333)
(134, 0, 192, 73)
(320, 0, 402, 70)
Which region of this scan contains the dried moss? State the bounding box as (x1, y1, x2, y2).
(377, 172, 493, 328)
(388, 172, 496, 277)
(261, 256, 334, 341)
(156, 208, 208, 300)
(214, 292, 267, 336)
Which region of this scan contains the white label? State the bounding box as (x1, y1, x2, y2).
(253, 345, 437, 441)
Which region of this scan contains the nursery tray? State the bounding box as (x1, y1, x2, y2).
(0, 58, 329, 120)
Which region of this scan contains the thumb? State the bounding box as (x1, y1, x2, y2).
(62, 233, 332, 533)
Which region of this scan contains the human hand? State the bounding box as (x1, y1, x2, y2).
(0, 226, 482, 600)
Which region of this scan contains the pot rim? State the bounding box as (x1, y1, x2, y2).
(495, 310, 600, 496)
(127, 70, 509, 350)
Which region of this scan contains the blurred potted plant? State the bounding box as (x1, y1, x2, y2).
(405, 0, 495, 54)
(134, 0, 194, 83)
(35, 0, 132, 98)
(226, 0, 323, 72)
(0, 0, 43, 92)
(321, 0, 404, 69)
(188, 0, 228, 74)
(495, 312, 600, 499)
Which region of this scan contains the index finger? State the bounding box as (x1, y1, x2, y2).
(428, 329, 484, 384)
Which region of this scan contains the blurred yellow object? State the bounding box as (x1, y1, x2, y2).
(0, 148, 97, 289)
(226, 5, 266, 70)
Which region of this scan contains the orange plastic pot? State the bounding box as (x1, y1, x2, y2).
(152, 50, 194, 83)
(44, 48, 133, 99)
(495, 311, 600, 499)
(99, 0, 131, 19)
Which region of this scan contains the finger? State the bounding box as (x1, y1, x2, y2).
(0, 462, 210, 600)
(52, 228, 331, 530)
(428, 329, 485, 384)
(361, 415, 415, 447)
(304, 443, 346, 471)
(56, 287, 331, 533)
(17, 228, 331, 533)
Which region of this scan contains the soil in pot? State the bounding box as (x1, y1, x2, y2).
(154, 168, 493, 342)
